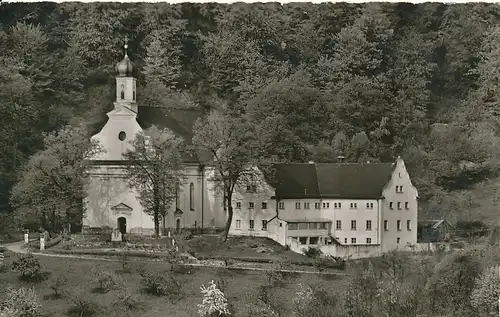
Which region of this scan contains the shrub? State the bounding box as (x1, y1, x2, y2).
(90, 267, 118, 293)
(0, 286, 43, 317)
(139, 269, 170, 296)
(113, 287, 143, 311)
(304, 246, 323, 258)
(66, 293, 99, 317)
(267, 259, 293, 287)
(118, 248, 130, 273)
(197, 280, 230, 317)
(10, 253, 43, 282)
(48, 274, 67, 299)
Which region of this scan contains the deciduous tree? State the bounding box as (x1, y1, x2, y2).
(123, 126, 184, 237)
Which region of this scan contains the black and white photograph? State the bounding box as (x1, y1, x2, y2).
(0, 1, 499, 316)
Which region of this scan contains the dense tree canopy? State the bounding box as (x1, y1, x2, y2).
(1, 2, 500, 227)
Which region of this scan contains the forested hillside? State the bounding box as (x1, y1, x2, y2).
(1, 2, 500, 226)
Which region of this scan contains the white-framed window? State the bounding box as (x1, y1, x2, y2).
(397, 202, 401, 210)
(407, 220, 411, 230)
(396, 185, 404, 193)
(235, 220, 241, 229)
(334, 202, 341, 209)
(351, 238, 356, 244)
(351, 220, 357, 230)
(322, 202, 330, 208)
(314, 202, 321, 209)
(397, 237, 401, 244)
(288, 223, 298, 230)
(344, 238, 347, 244)
(261, 202, 267, 209)
(366, 220, 372, 231)
(366, 238, 372, 244)
(249, 202, 255, 209)
(304, 202, 310, 209)
(397, 220, 402, 231)
(262, 220, 267, 230)
(336, 220, 342, 230)
(249, 220, 254, 230)
(366, 202, 374, 209)
(319, 223, 327, 229)
(350, 202, 357, 209)
(295, 202, 301, 209)
(278, 202, 284, 209)
(384, 220, 388, 231)
(236, 202, 241, 209)
(389, 202, 394, 210)
(405, 202, 409, 209)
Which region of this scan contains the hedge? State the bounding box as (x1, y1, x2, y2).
(47, 248, 192, 261)
(193, 255, 345, 270)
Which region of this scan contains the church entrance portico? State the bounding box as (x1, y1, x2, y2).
(117, 217, 127, 234)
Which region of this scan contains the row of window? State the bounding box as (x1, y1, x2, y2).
(342, 237, 402, 244)
(235, 202, 268, 209)
(294, 236, 403, 245)
(235, 219, 267, 230)
(390, 202, 409, 210)
(335, 219, 411, 231)
(282, 201, 410, 210)
(287, 222, 328, 230)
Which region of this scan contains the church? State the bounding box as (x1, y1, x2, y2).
(82, 43, 233, 235)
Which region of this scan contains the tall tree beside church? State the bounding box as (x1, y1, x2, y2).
(10, 123, 102, 232)
(123, 126, 184, 237)
(191, 110, 260, 241)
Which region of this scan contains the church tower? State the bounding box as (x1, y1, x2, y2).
(114, 37, 137, 113)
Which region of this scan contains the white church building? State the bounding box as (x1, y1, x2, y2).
(83, 44, 230, 235)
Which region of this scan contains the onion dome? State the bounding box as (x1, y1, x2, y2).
(115, 41, 134, 77)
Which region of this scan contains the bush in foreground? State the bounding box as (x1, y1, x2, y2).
(198, 280, 231, 317)
(0, 286, 43, 317)
(10, 253, 44, 282)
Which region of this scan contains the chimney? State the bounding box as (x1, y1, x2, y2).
(337, 156, 345, 164)
(308, 161, 314, 164)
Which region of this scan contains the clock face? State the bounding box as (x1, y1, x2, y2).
(121, 84, 125, 89)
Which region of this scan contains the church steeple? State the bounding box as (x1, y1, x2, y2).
(114, 37, 137, 112)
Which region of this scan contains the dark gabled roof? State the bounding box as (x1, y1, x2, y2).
(274, 162, 395, 199)
(89, 106, 210, 163)
(136, 107, 201, 144)
(418, 220, 452, 229)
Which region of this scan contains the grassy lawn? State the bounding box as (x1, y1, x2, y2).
(0, 252, 345, 317)
(184, 235, 314, 262)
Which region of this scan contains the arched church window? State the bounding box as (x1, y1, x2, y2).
(175, 182, 180, 208)
(189, 183, 194, 211)
(133, 91, 136, 100)
(120, 90, 125, 100)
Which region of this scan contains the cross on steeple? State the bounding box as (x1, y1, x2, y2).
(124, 36, 129, 56)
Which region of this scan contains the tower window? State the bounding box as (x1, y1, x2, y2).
(133, 90, 136, 100)
(120, 90, 125, 100)
(118, 131, 126, 141)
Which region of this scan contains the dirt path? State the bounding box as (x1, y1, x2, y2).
(1, 240, 347, 276)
